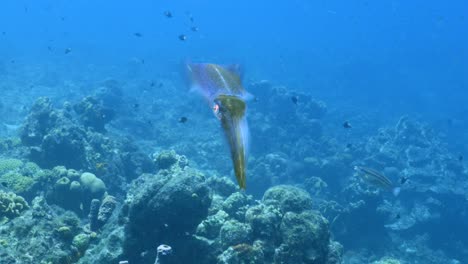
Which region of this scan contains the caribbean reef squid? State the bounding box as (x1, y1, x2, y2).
(186, 63, 251, 189)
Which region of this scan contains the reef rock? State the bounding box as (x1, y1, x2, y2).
(123, 167, 211, 263)
(263, 185, 313, 214)
(74, 96, 115, 132)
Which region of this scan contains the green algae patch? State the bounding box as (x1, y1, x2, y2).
(0, 171, 35, 194)
(0, 158, 24, 174)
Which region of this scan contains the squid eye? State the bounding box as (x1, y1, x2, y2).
(212, 103, 220, 114)
(212, 103, 223, 120)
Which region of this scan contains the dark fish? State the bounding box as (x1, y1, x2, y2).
(158, 82, 164, 88)
(64, 48, 72, 54)
(150, 81, 155, 87)
(253, 97, 259, 102)
(164, 11, 172, 18)
(354, 166, 401, 196)
(47, 46, 53, 51)
(291, 96, 298, 105)
(179, 117, 188, 123)
(178, 34, 187, 41)
(1, 32, 5, 35)
(133, 103, 139, 110)
(346, 143, 353, 148)
(134, 32, 143, 37)
(400, 176, 409, 185)
(395, 213, 401, 219)
(191, 26, 199, 32)
(458, 155, 463, 162)
(343, 121, 352, 129)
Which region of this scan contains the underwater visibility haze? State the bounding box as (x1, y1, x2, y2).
(0, 0, 467, 263)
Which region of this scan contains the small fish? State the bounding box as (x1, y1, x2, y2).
(400, 176, 409, 185)
(179, 117, 188, 123)
(354, 166, 401, 196)
(133, 32, 143, 37)
(150, 81, 155, 87)
(178, 34, 187, 41)
(191, 26, 199, 32)
(458, 155, 463, 162)
(132, 103, 140, 110)
(395, 213, 401, 219)
(343, 121, 352, 129)
(346, 143, 353, 148)
(291, 96, 298, 105)
(95, 162, 108, 170)
(253, 97, 259, 102)
(1, 32, 5, 35)
(64, 48, 72, 54)
(164, 11, 172, 18)
(47, 46, 53, 51)
(158, 82, 164, 88)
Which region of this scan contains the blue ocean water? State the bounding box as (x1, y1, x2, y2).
(0, 1, 467, 263)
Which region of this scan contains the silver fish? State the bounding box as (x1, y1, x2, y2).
(354, 166, 401, 196)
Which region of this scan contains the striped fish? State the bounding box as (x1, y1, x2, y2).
(354, 166, 401, 196)
(186, 63, 251, 189)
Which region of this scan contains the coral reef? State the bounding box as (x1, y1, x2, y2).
(371, 257, 401, 264)
(46, 169, 107, 214)
(76, 155, 342, 264)
(0, 159, 48, 200)
(248, 80, 326, 148)
(2, 69, 467, 264)
(0, 196, 86, 264)
(18, 97, 154, 192)
(122, 166, 212, 263)
(0, 158, 24, 174)
(154, 149, 189, 170)
(0, 191, 28, 221)
(73, 96, 115, 132)
(263, 185, 313, 213)
(195, 184, 341, 264)
(97, 195, 117, 228)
